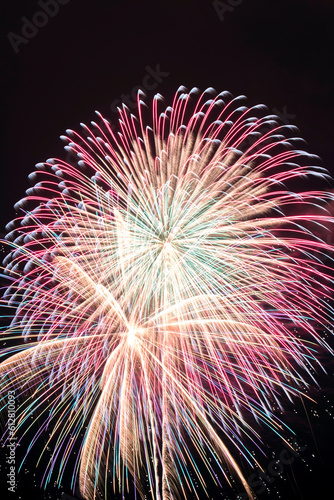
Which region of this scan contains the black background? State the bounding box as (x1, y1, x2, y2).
(1, 0, 334, 499)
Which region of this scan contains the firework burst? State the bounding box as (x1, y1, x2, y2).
(1, 87, 333, 500)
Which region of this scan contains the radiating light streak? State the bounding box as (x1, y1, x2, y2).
(1, 87, 334, 500)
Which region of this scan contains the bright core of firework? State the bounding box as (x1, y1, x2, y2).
(0, 87, 334, 500)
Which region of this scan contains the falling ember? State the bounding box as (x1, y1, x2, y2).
(1, 87, 333, 500)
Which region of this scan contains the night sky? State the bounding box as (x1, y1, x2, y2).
(1, 1, 334, 499)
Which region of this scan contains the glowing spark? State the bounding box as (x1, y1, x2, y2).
(0, 87, 333, 500)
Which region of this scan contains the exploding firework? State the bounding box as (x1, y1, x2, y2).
(1, 87, 333, 500)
